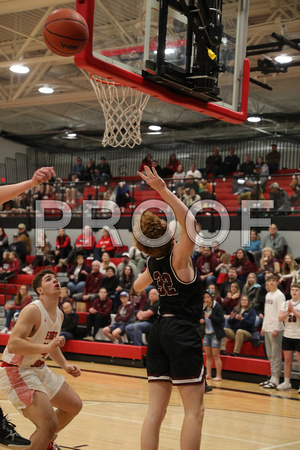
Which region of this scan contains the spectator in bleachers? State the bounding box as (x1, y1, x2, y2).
(289, 174, 300, 206)
(53, 178, 66, 202)
(94, 227, 115, 261)
(17, 223, 31, 255)
(72, 260, 104, 309)
(128, 287, 147, 314)
(116, 181, 131, 212)
(126, 288, 159, 346)
(58, 286, 72, 311)
(96, 156, 112, 184)
(268, 182, 290, 215)
(184, 175, 200, 195)
(231, 248, 253, 286)
(175, 186, 184, 201)
(83, 287, 113, 341)
(8, 233, 26, 266)
(114, 265, 136, 312)
(172, 164, 186, 190)
(224, 295, 256, 356)
(243, 229, 261, 263)
(65, 225, 95, 264)
(116, 252, 139, 278)
(67, 254, 90, 296)
(207, 283, 222, 305)
(215, 253, 231, 285)
(1, 284, 32, 334)
(255, 156, 269, 191)
(84, 159, 96, 181)
(65, 174, 80, 205)
(128, 247, 146, 274)
(201, 288, 225, 380)
(151, 160, 163, 178)
(199, 178, 215, 199)
(237, 186, 264, 207)
(186, 163, 202, 180)
(139, 154, 152, 172)
(161, 153, 179, 178)
(253, 224, 286, 267)
(212, 241, 225, 259)
(223, 282, 241, 315)
(253, 270, 283, 327)
(0, 227, 8, 265)
(277, 283, 300, 391)
(266, 144, 281, 174)
(279, 254, 299, 294)
(102, 291, 135, 343)
(0, 251, 20, 280)
(242, 273, 261, 325)
(99, 252, 116, 276)
(22, 232, 52, 275)
(232, 154, 255, 193)
(257, 247, 280, 284)
(99, 266, 119, 300)
(59, 301, 79, 346)
(55, 228, 71, 265)
(260, 275, 285, 389)
(221, 147, 240, 176)
(182, 187, 201, 208)
(195, 246, 219, 287)
(205, 147, 222, 176)
(220, 267, 243, 299)
(68, 156, 86, 181)
(12, 191, 31, 213)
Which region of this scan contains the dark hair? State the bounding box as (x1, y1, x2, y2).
(232, 248, 247, 266)
(236, 295, 251, 313)
(106, 265, 116, 274)
(32, 269, 56, 295)
(122, 265, 134, 283)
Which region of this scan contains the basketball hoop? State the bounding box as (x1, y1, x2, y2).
(90, 74, 150, 148)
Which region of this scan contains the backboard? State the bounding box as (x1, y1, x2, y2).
(75, 0, 249, 124)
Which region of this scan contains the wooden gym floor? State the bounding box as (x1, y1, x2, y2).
(0, 359, 300, 449)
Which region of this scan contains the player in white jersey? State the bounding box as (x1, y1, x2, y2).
(0, 269, 82, 450)
(0, 166, 55, 448)
(277, 283, 300, 391)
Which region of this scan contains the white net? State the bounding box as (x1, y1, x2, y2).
(90, 74, 150, 148)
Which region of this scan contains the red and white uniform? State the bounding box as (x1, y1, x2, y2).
(0, 300, 64, 410)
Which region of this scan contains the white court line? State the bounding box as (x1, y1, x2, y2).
(82, 408, 271, 446)
(261, 441, 300, 450)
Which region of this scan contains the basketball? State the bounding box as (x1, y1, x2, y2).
(43, 8, 89, 57)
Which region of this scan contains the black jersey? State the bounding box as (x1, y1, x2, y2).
(147, 252, 203, 322)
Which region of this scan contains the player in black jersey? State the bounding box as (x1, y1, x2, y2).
(133, 166, 204, 450)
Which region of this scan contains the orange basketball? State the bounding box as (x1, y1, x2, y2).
(43, 8, 89, 57)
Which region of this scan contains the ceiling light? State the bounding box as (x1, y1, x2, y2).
(165, 48, 175, 55)
(39, 86, 54, 94)
(9, 64, 30, 74)
(65, 132, 77, 139)
(148, 125, 161, 131)
(247, 116, 261, 123)
(275, 55, 293, 64)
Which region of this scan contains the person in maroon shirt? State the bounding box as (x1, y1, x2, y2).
(196, 246, 219, 287)
(83, 287, 113, 341)
(212, 241, 226, 259)
(0, 251, 20, 280)
(231, 248, 253, 287)
(94, 227, 115, 261)
(102, 291, 134, 343)
(72, 260, 104, 307)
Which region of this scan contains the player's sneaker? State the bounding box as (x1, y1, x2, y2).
(276, 381, 292, 391)
(0, 413, 31, 448)
(47, 440, 61, 450)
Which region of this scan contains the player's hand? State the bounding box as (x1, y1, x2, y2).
(65, 364, 81, 378)
(48, 336, 65, 352)
(137, 166, 166, 192)
(261, 328, 265, 336)
(271, 330, 278, 338)
(31, 167, 56, 187)
(288, 301, 293, 312)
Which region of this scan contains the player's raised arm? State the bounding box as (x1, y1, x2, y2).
(137, 166, 197, 256)
(0, 166, 55, 205)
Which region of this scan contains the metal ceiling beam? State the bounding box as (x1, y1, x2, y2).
(0, 91, 97, 109)
(0, 0, 73, 16)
